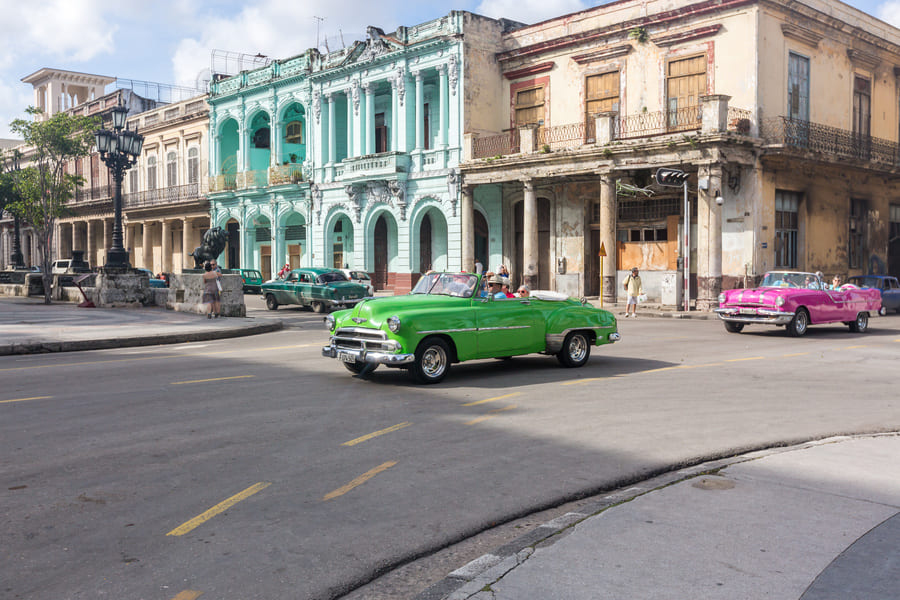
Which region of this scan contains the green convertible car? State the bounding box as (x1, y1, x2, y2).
(322, 271, 620, 383)
(263, 268, 368, 313)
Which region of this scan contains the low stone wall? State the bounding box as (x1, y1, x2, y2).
(167, 273, 246, 317)
(90, 273, 152, 307)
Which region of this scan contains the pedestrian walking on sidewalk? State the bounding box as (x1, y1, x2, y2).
(624, 267, 643, 318)
(202, 261, 222, 318)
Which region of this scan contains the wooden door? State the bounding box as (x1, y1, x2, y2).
(374, 216, 388, 290)
(419, 213, 432, 273)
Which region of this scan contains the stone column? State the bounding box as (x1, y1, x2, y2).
(599, 175, 617, 304)
(391, 80, 399, 152)
(86, 220, 95, 267)
(460, 184, 474, 272)
(438, 64, 448, 149)
(73, 221, 84, 253)
(522, 179, 539, 289)
(101, 218, 111, 267)
(142, 221, 154, 271)
(346, 89, 354, 158)
(182, 218, 193, 270)
(161, 219, 172, 272)
(125, 224, 134, 261)
(364, 83, 375, 155)
(697, 164, 724, 310)
(414, 71, 424, 152)
(327, 94, 336, 164)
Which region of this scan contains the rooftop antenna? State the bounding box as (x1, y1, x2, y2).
(314, 16, 325, 50)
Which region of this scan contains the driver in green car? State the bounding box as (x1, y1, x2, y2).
(481, 274, 509, 299)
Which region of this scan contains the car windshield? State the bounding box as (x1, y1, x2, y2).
(411, 272, 477, 297)
(317, 272, 348, 284)
(849, 276, 882, 289)
(350, 271, 370, 280)
(760, 272, 821, 289)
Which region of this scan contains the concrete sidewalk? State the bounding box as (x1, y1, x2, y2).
(0, 296, 282, 355)
(420, 434, 900, 600)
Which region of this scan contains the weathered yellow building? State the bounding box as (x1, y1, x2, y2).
(460, 0, 900, 308)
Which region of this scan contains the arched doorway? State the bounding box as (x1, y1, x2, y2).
(374, 215, 389, 290)
(249, 112, 271, 175)
(420, 214, 432, 272)
(284, 212, 306, 269)
(415, 206, 449, 273)
(225, 218, 240, 269)
(475, 210, 489, 271)
(331, 215, 353, 269)
(218, 119, 239, 188)
(515, 198, 551, 289)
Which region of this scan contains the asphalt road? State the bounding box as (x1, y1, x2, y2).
(2, 314, 899, 600)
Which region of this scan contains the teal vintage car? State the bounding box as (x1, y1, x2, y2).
(236, 268, 264, 294)
(322, 271, 620, 383)
(262, 268, 368, 313)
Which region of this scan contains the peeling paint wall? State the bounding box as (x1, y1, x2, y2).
(463, 13, 507, 135)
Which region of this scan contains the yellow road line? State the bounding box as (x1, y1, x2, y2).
(465, 405, 517, 426)
(171, 591, 204, 600)
(0, 354, 179, 372)
(0, 395, 52, 404)
(463, 392, 521, 406)
(166, 482, 271, 536)
(562, 377, 602, 386)
(844, 345, 867, 349)
(343, 422, 412, 447)
(171, 375, 254, 385)
(725, 356, 766, 362)
(323, 462, 397, 501)
(783, 352, 809, 357)
(677, 362, 724, 369)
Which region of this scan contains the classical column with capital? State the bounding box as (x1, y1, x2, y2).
(142, 221, 154, 272)
(438, 65, 448, 149)
(364, 83, 375, 155)
(161, 219, 172, 272)
(414, 71, 424, 152)
(327, 94, 336, 165)
(599, 175, 617, 305)
(522, 180, 539, 289)
(460, 184, 474, 273)
(697, 164, 724, 310)
(182, 218, 193, 270)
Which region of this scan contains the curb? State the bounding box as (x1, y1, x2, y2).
(412, 434, 893, 600)
(0, 321, 283, 356)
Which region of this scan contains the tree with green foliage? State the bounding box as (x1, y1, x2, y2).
(0, 148, 25, 268)
(9, 107, 99, 303)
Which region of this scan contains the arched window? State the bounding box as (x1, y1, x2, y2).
(166, 151, 178, 187)
(286, 121, 303, 144)
(146, 156, 157, 191)
(187, 147, 200, 184)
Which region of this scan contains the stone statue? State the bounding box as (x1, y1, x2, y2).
(190, 226, 229, 268)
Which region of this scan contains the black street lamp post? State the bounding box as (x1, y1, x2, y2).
(9, 151, 25, 269)
(95, 103, 143, 272)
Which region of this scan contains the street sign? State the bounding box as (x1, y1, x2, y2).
(598, 242, 607, 257)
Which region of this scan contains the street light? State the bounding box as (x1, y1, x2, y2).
(8, 150, 25, 269)
(96, 103, 143, 271)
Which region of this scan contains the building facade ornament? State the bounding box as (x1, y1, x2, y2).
(448, 55, 459, 96)
(389, 179, 408, 220)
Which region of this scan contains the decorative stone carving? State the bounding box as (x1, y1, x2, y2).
(345, 184, 362, 222)
(447, 171, 459, 217)
(394, 67, 406, 106)
(310, 183, 323, 224)
(448, 55, 459, 96)
(358, 26, 394, 63)
(350, 80, 360, 115)
(313, 91, 321, 123)
(389, 180, 408, 220)
(366, 180, 391, 206)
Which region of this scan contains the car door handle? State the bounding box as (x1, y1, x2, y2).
(519, 300, 530, 305)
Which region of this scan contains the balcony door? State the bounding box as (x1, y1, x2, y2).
(853, 76, 871, 159)
(666, 54, 706, 131)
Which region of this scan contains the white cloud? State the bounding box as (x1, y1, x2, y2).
(475, 0, 590, 24)
(876, 0, 900, 25)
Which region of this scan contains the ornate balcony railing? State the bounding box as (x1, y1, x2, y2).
(123, 183, 202, 208)
(616, 106, 701, 139)
(209, 174, 237, 193)
(472, 130, 520, 159)
(538, 122, 589, 149)
(269, 164, 304, 185)
(335, 152, 411, 181)
(761, 117, 900, 166)
(73, 185, 114, 203)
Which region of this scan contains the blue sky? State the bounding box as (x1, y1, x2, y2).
(1, 0, 898, 138)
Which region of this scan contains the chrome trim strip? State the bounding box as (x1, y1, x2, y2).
(477, 325, 531, 331)
(416, 327, 477, 335)
(322, 344, 414, 365)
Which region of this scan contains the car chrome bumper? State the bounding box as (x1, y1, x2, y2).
(322, 344, 415, 365)
(714, 308, 795, 325)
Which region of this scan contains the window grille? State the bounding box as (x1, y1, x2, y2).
(285, 224, 306, 240)
(775, 190, 800, 268)
(255, 227, 271, 242)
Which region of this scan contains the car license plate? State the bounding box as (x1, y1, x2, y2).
(338, 351, 356, 363)
(740, 308, 756, 315)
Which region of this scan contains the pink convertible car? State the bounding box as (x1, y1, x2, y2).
(715, 271, 882, 336)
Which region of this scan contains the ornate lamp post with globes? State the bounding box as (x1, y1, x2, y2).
(95, 103, 143, 272)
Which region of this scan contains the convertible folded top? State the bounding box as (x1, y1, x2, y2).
(530, 290, 569, 301)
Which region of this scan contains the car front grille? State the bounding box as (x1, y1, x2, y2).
(333, 327, 394, 352)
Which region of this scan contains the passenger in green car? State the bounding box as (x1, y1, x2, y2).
(482, 274, 509, 299)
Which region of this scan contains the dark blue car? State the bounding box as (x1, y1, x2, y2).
(847, 275, 900, 315)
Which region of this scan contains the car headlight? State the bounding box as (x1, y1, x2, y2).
(387, 315, 401, 333)
(324, 314, 335, 331)
(775, 296, 785, 307)
(718, 293, 726, 304)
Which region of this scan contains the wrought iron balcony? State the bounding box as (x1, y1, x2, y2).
(761, 117, 899, 167)
(269, 163, 304, 185)
(123, 183, 203, 209)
